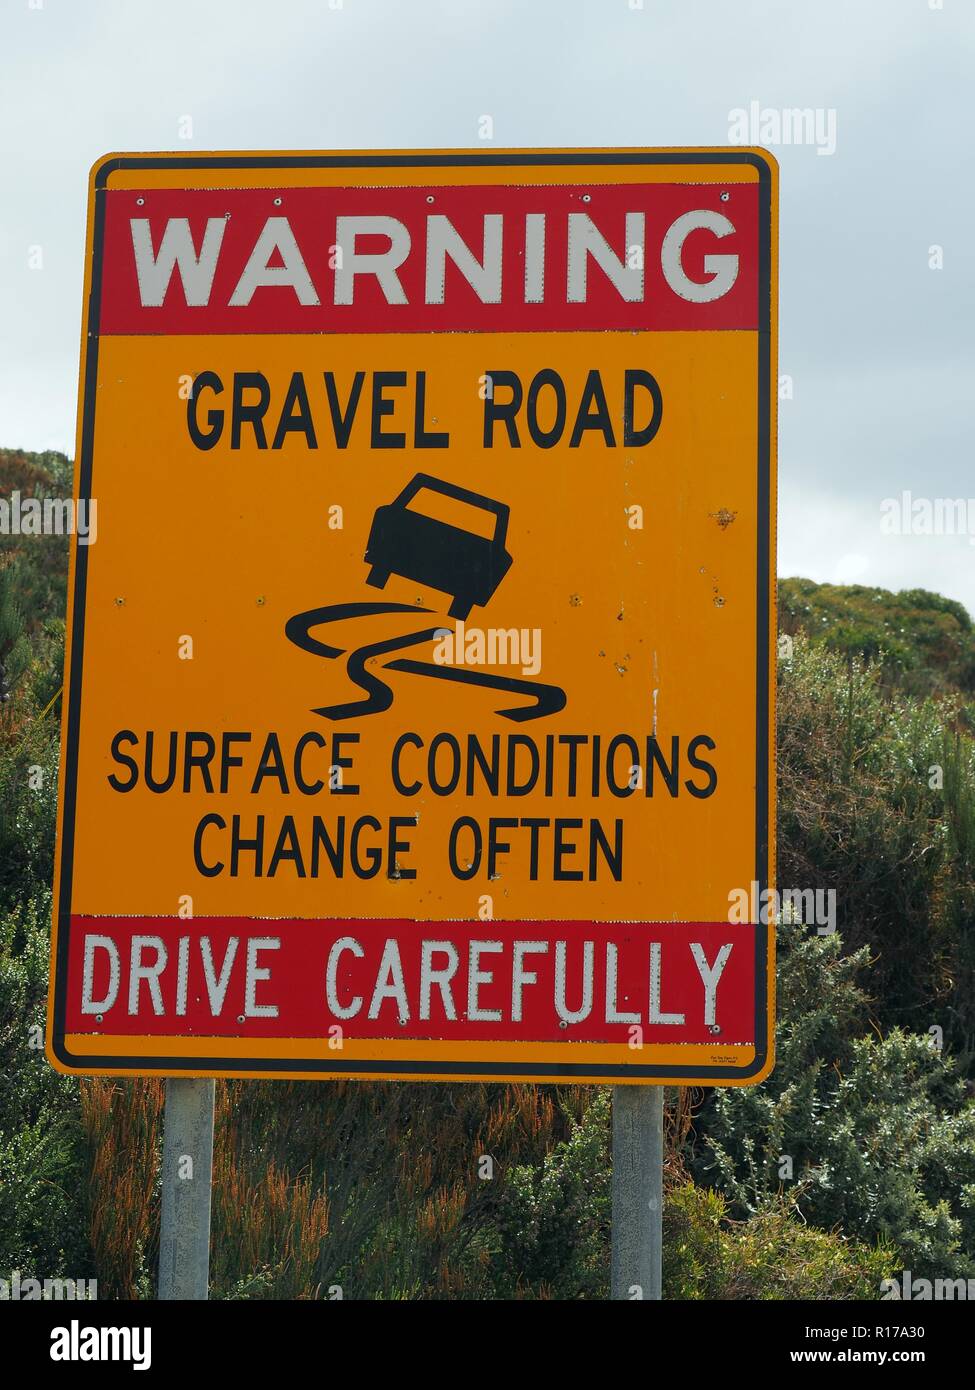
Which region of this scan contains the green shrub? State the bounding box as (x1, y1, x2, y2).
(0, 448, 72, 630)
(779, 577, 975, 698)
(664, 1183, 896, 1300)
(0, 895, 88, 1277)
(778, 636, 975, 1062)
(692, 922, 975, 1279)
(493, 1089, 610, 1297)
(0, 564, 62, 917)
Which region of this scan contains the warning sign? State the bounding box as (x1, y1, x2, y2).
(48, 148, 777, 1084)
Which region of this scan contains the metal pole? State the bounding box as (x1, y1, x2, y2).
(158, 1078, 215, 1300)
(611, 1084, 664, 1300)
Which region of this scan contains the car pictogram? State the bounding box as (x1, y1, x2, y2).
(285, 473, 566, 721)
(364, 473, 512, 620)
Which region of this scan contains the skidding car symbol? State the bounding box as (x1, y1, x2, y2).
(284, 472, 566, 721)
(364, 473, 512, 620)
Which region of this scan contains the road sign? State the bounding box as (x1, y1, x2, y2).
(48, 148, 777, 1084)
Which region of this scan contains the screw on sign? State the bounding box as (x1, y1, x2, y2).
(48, 149, 777, 1300)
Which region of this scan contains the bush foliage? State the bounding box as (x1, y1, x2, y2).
(691, 922, 975, 1280)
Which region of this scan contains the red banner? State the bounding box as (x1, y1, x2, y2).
(98, 183, 759, 335)
(66, 916, 756, 1045)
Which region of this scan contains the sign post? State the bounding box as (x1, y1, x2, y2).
(158, 1077, 215, 1300)
(611, 1084, 664, 1300)
(49, 148, 776, 1294)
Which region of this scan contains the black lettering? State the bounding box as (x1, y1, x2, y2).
(194, 813, 225, 876)
(391, 732, 423, 795)
(251, 733, 288, 793)
(107, 730, 140, 792)
(607, 734, 640, 797)
(350, 815, 383, 879)
(521, 817, 547, 880)
(230, 814, 264, 876)
(323, 371, 365, 447)
(182, 732, 215, 793)
(231, 372, 271, 449)
(219, 732, 251, 794)
(268, 817, 306, 876)
(145, 729, 178, 793)
(371, 371, 407, 448)
(553, 818, 584, 881)
(647, 735, 680, 796)
(389, 816, 417, 880)
(187, 371, 224, 450)
(623, 369, 663, 448)
(482, 370, 522, 447)
(558, 734, 586, 796)
(526, 369, 566, 448)
(271, 372, 317, 449)
(466, 733, 500, 797)
(506, 735, 539, 796)
(311, 816, 345, 877)
(428, 732, 461, 795)
(414, 371, 449, 448)
(686, 734, 718, 798)
(448, 817, 481, 879)
(330, 732, 360, 795)
(293, 731, 326, 795)
(569, 369, 615, 447)
(487, 817, 518, 878)
(590, 819, 623, 881)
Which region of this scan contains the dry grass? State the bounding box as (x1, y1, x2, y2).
(79, 1079, 163, 1299)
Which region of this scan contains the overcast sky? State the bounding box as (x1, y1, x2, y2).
(1, 0, 972, 612)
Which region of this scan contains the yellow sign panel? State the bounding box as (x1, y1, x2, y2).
(49, 149, 777, 1084)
